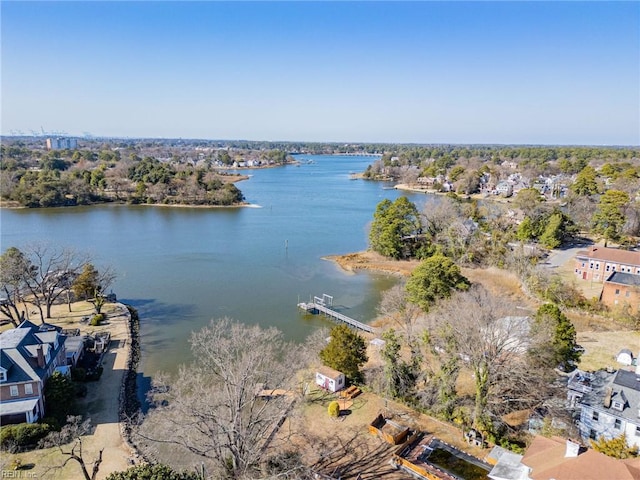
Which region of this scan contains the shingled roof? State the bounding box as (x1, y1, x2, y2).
(522, 436, 640, 480)
(0, 320, 65, 384)
(576, 246, 640, 266)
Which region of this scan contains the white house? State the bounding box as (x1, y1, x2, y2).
(577, 365, 640, 449)
(495, 181, 513, 197)
(315, 366, 346, 393)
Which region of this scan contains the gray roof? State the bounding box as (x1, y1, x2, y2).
(613, 369, 640, 391)
(0, 320, 65, 385)
(606, 272, 640, 287)
(0, 327, 31, 349)
(580, 369, 640, 424)
(64, 335, 85, 353)
(0, 398, 39, 416)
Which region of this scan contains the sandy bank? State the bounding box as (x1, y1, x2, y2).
(325, 250, 419, 277)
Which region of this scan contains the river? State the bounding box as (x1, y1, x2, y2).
(0, 155, 433, 376)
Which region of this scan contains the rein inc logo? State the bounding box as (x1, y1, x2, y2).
(2, 472, 37, 478)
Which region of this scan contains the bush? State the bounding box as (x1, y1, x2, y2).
(40, 417, 61, 431)
(75, 383, 88, 397)
(86, 366, 104, 381)
(0, 423, 51, 451)
(106, 463, 203, 479)
(90, 313, 105, 326)
(328, 401, 340, 418)
(71, 367, 86, 382)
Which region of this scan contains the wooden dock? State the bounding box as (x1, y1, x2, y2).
(298, 294, 377, 334)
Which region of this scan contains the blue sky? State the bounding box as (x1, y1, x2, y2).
(2, 1, 638, 145)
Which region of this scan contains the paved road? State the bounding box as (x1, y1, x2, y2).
(542, 242, 594, 269)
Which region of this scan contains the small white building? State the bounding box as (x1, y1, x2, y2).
(616, 349, 634, 366)
(315, 366, 346, 393)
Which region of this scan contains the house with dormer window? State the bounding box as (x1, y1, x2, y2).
(0, 320, 66, 425)
(577, 365, 640, 450)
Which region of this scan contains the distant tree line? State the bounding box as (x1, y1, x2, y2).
(0, 144, 246, 207)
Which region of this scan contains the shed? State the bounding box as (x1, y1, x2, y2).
(616, 349, 634, 366)
(315, 366, 345, 393)
(65, 335, 86, 367)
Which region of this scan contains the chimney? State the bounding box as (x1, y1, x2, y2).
(565, 439, 580, 458)
(36, 345, 45, 368)
(603, 387, 612, 408)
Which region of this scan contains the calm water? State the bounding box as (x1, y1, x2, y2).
(0, 155, 431, 375)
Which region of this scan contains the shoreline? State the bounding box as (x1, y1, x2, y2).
(119, 304, 148, 465)
(1, 301, 144, 477)
(324, 250, 419, 277)
(0, 200, 257, 210)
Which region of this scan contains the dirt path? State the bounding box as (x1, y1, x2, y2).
(2, 302, 133, 479)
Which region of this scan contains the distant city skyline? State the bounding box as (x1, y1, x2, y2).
(2, 1, 638, 146)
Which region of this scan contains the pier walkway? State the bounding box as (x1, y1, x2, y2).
(297, 294, 377, 334)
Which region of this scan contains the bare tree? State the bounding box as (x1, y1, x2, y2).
(378, 282, 422, 355)
(39, 416, 103, 480)
(421, 196, 462, 238)
(428, 286, 549, 432)
(138, 318, 303, 479)
(16, 243, 91, 321)
(420, 197, 481, 264)
(0, 247, 31, 326)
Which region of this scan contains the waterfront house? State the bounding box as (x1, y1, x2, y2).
(315, 366, 345, 393)
(0, 320, 67, 425)
(574, 247, 640, 284)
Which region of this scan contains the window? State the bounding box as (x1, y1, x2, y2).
(590, 429, 597, 440)
(615, 419, 622, 429)
(606, 265, 610, 271)
(615, 289, 620, 295)
(626, 291, 631, 297)
(9, 385, 18, 397)
(24, 383, 33, 395)
(582, 262, 586, 268)
(590, 263, 594, 270)
(592, 411, 599, 421)
(595, 263, 600, 270)
(613, 401, 624, 411)
(636, 426, 640, 437)
(0, 370, 6, 382)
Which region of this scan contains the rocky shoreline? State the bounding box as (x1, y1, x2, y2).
(118, 304, 149, 465)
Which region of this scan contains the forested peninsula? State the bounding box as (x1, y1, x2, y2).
(0, 138, 297, 208)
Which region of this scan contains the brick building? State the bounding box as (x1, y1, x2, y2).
(0, 321, 67, 425)
(574, 247, 640, 283)
(601, 272, 640, 311)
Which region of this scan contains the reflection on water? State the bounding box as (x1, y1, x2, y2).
(1, 155, 431, 375)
